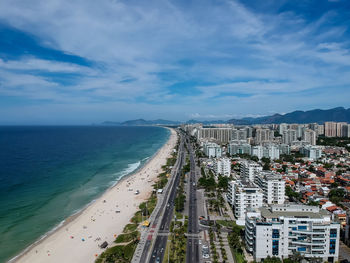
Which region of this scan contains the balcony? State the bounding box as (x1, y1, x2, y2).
(311, 247, 324, 251)
(292, 230, 313, 235)
(291, 240, 313, 246)
(246, 237, 254, 246)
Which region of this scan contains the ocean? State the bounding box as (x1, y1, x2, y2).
(0, 126, 170, 262)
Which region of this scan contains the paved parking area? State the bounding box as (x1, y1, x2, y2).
(340, 241, 350, 262)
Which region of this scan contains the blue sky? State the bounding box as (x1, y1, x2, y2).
(0, 0, 350, 124)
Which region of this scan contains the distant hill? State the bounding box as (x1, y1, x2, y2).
(102, 119, 181, 126)
(102, 107, 350, 126)
(101, 121, 121, 125)
(227, 107, 350, 124)
(186, 119, 227, 125)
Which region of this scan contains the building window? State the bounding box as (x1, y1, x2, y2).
(330, 229, 337, 238)
(329, 239, 336, 254)
(298, 225, 307, 230)
(297, 247, 306, 252)
(272, 229, 280, 238)
(272, 240, 279, 255)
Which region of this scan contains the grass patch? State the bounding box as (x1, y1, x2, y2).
(216, 220, 243, 229)
(130, 211, 143, 224)
(232, 248, 246, 263)
(162, 238, 171, 262)
(114, 231, 140, 244)
(95, 240, 138, 263)
(174, 211, 183, 220)
(154, 173, 169, 190)
(123, 223, 138, 233)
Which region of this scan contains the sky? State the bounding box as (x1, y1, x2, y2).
(0, 0, 350, 124)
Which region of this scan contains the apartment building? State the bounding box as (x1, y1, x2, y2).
(255, 128, 274, 144)
(203, 142, 222, 158)
(213, 157, 231, 177)
(255, 171, 285, 205)
(282, 129, 297, 145)
(228, 140, 251, 155)
(240, 160, 262, 182)
(231, 129, 248, 141)
(303, 129, 317, 146)
(252, 145, 280, 160)
(300, 145, 323, 160)
(325, 122, 337, 137)
(198, 128, 232, 143)
(245, 204, 340, 262)
(227, 180, 263, 225)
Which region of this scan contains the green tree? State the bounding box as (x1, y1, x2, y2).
(263, 162, 270, 171)
(328, 188, 346, 205)
(285, 186, 301, 201)
(217, 175, 229, 190)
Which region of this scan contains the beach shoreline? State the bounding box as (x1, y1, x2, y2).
(11, 127, 177, 263)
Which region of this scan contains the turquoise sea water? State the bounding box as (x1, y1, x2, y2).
(0, 126, 169, 262)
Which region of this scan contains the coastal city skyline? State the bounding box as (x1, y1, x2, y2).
(1, 0, 350, 124)
(2, 1, 350, 263)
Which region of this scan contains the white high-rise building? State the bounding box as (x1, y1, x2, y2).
(325, 122, 337, 137)
(240, 161, 262, 182)
(231, 129, 247, 141)
(279, 123, 288, 135)
(317, 125, 325, 136)
(213, 157, 231, 177)
(255, 171, 285, 205)
(198, 127, 233, 143)
(227, 180, 263, 225)
(278, 144, 290, 155)
(303, 129, 317, 145)
(245, 204, 340, 262)
(266, 144, 280, 160)
(337, 122, 347, 137)
(282, 129, 297, 145)
(252, 145, 264, 160)
(252, 145, 280, 160)
(300, 145, 322, 160)
(228, 140, 251, 155)
(255, 128, 274, 144)
(203, 142, 222, 158)
(297, 125, 306, 138)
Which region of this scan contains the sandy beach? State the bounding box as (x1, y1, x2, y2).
(12, 128, 177, 263)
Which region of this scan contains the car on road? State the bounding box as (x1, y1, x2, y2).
(202, 244, 209, 254)
(156, 256, 161, 263)
(203, 254, 210, 259)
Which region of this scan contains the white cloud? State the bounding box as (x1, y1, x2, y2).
(0, 0, 349, 122)
(0, 58, 92, 73)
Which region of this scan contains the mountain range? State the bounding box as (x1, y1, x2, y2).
(102, 107, 350, 126)
(227, 107, 350, 125)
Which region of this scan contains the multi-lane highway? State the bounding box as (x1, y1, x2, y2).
(137, 131, 185, 263)
(186, 140, 200, 263)
(135, 130, 201, 263)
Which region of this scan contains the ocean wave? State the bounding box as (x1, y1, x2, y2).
(8, 219, 66, 262)
(110, 161, 141, 187)
(141, 156, 150, 162)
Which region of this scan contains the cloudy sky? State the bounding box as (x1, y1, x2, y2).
(0, 0, 350, 124)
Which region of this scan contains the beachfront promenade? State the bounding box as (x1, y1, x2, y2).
(132, 131, 185, 263)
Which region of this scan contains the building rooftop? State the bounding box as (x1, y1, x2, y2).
(260, 206, 330, 220)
